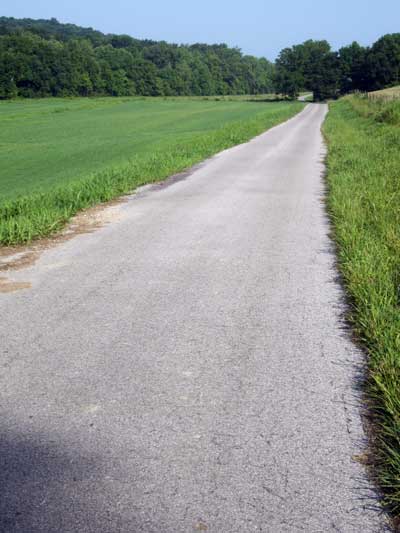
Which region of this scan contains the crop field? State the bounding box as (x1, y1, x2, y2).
(0, 96, 290, 200)
(324, 95, 400, 519)
(0, 97, 303, 244)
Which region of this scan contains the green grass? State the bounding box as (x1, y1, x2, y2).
(351, 94, 400, 126)
(0, 97, 304, 244)
(324, 95, 400, 521)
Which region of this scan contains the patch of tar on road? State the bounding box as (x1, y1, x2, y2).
(132, 161, 207, 200)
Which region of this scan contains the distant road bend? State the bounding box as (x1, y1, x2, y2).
(0, 104, 386, 532)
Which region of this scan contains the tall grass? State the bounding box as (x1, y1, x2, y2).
(324, 96, 400, 522)
(0, 102, 304, 245)
(368, 85, 400, 102)
(351, 94, 400, 125)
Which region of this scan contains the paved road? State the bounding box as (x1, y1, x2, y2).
(1, 105, 386, 532)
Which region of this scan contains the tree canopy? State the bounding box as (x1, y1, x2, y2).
(0, 17, 275, 99)
(275, 34, 400, 101)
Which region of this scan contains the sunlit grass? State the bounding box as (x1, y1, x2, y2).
(369, 85, 400, 102)
(324, 96, 400, 521)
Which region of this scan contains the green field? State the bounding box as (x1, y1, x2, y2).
(324, 95, 400, 520)
(0, 97, 303, 244)
(0, 96, 288, 200)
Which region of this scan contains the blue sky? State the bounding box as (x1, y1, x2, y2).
(2, 0, 400, 60)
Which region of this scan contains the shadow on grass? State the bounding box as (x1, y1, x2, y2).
(244, 97, 294, 103)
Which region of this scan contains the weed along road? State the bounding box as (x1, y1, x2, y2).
(0, 104, 386, 532)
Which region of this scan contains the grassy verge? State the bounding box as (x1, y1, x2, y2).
(323, 95, 400, 522)
(0, 99, 304, 245)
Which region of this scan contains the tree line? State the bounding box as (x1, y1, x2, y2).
(0, 17, 399, 101)
(275, 34, 400, 101)
(0, 17, 274, 99)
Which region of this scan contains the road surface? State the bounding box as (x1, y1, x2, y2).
(0, 104, 386, 532)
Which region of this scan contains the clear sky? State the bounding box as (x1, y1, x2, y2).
(2, 0, 400, 60)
